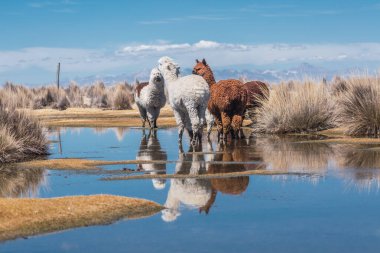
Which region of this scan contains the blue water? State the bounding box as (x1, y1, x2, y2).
(2, 128, 380, 253)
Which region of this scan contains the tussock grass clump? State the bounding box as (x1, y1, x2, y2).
(335, 76, 380, 136)
(65, 82, 83, 107)
(254, 80, 334, 133)
(0, 101, 48, 163)
(108, 83, 132, 110)
(1, 82, 34, 108)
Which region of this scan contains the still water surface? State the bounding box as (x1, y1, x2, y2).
(1, 127, 380, 252)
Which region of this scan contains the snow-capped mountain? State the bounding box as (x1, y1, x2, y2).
(63, 63, 366, 86)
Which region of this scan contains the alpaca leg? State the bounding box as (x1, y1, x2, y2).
(221, 112, 231, 141)
(146, 107, 155, 130)
(172, 110, 185, 143)
(137, 104, 147, 127)
(153, 107, 161, 128)
(186, 104, 201, 145)
(231, 115, 244, 139)
(214, 116, 223, 142)
(205, 109, 214, 139)
(198, 103, 207, 139)
(183, 116, 194, 142)
(148, 107, 160, 129)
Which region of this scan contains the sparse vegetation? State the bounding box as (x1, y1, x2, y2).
(0, 81, 134, 111)
(334, 76, 380, 136)
(0, 100, 48, 163)
(253, 80, 334, 133)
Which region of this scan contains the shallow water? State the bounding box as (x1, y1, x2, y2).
(2, 127, 380, 252)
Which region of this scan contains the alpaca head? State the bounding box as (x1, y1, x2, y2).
(192, 58, 215, 86)
(158, 56, 180, 81)
(149, 68, 164, 86)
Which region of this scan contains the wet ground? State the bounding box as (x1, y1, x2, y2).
(1, 127, 380, 252)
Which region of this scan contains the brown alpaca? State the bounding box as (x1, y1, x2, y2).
(193, 59, 247, 140)
(244, 81, 269, 109)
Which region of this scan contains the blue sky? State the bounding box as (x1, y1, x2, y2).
(1, 0, 380, 84)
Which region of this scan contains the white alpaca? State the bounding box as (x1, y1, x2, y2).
(158, 56, 210, 144)
(134, 68, 166, 128)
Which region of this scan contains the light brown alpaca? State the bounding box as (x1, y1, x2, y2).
(193, 59, 247, 141)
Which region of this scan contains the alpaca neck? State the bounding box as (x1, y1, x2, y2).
(203, 68, 216, 87)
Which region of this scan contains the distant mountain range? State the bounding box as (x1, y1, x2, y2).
(64, 63, 368, 86)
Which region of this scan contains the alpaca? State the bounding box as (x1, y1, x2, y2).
(158, 56, 210, 145)
(193, 59, 247, 141)
(134, 68, 166, 128)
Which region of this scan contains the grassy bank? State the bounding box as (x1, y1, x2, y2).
(0, 194, 163, 242)
(28, 106, 177, 127)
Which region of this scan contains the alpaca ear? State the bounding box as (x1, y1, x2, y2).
(196, 59, 199, 63)
(202, 58, 207, 65)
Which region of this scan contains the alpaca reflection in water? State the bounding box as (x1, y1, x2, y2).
(162, 144, 211, 222)
(162, 140, 253, 222)
(0, 165, 46, 198)
(136, 129, 167, 190)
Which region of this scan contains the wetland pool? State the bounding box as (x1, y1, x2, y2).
(1, 127, 380, 253)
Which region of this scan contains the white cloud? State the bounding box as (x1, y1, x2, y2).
(122, 43, 191, 53)
(1, 40, 380, 83)
(194, 40, 220, 49)
(118, 40, 380, 66)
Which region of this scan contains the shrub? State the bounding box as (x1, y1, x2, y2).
(0, 100, 48, 163)
(108, 84, 132, 110)
(56, 95, 70, 111)
(65, 82, 83, 107)
(1, 81, 136, 110)
(254, 80, 334, 133)
(1, 82, 34, 108)
(334, 76, 380, 136)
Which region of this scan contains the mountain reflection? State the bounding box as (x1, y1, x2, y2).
(136, 129, 167, 190)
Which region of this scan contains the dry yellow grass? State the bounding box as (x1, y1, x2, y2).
(0, 194, 163, 242)
(20, 158, 171, 170)
(27, 106, 176, 127)
(27, 106, 251, 128)
(254, 80, 334, 133)
(334, 76, 380, 136)
(0, 101, 48, 163)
